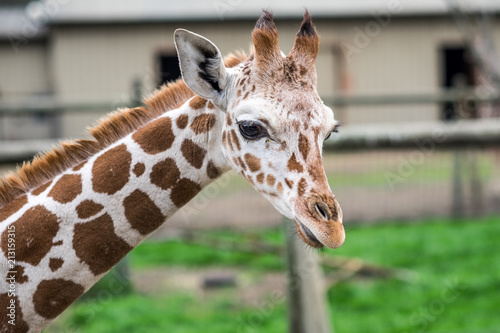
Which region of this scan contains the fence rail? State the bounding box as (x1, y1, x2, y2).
(1, 89, 500, 163)
(1, 118, 499, 163)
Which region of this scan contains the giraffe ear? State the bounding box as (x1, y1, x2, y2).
(174, 29, 230, 109)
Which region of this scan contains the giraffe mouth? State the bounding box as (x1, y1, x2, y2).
(294, 220, 324, 248)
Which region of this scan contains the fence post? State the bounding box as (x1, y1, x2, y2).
(131, 78, 143, 107)
(284, 218, 333, 333)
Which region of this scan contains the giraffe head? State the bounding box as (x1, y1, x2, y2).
(174, 11, 344, 249)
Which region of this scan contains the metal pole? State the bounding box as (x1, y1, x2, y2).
(284, 218, 332, 333)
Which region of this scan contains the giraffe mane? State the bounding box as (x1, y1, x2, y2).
(0, 52, 247, 207)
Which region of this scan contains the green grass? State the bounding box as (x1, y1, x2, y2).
(60, 293, 286, 333)
(130, 229, 284, 270)
(49, 215, 500, 333)
(327, 154, 493, 189)
(330, 216, 500, 333)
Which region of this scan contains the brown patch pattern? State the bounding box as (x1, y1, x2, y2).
(49, 258, 64, 272)
(176, 114, 189, 129)
(76, 200, 104, 219)
(132, 117, 175, 155)
(190, 114, 216, 135)
(133, 163, 146, 177)
(8, 265, 28, 284)
(256, 173, 265, 184)
(181, 140, 207, 169)
(92, 144, 132, 195)
(226, 130, 234, 151)
(72, 161, 87, 172)
(124, 190, 164, 235)
(298, 133, 310, 160)
(287, 153, 304, 173)
(1, 205, 59, 266)
(189, 96, 207, 110)
(0, 195, 27, 223)
(31, 181, 52, 196)
(277, 182, 284, 194)
(230, 130, 241, 150)
(33, 279, 84, 319)
(0, 293, 29, 332)
(266, 174, 276, 186)
(206, 160, 221, 179)
(244, 153, 261, 172)
(73, 213, 132, 275)
(48, 174, 82, 204)
(297, 178, 307, 196)
(150, 158, 180, 190)
(170, 178, 201, 208)
(237, 157, 247, 171)
(285, 178, 294, 189)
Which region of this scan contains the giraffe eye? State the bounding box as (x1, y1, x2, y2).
(325, 126, 340, 141)
(238, 121, 268, 140)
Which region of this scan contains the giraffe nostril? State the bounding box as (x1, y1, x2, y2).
(315, 202, 330, 221)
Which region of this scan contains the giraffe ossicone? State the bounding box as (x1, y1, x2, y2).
(0, 10, 344, 332)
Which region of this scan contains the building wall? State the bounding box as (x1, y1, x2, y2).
(3, 15, 500, 137)
(0, 40, 50, 98)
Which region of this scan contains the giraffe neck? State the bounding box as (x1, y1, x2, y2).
(0, 97, 227, 332)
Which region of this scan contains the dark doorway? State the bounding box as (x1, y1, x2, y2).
(158, 54, 181, 86)
(441, 46, 475, 120)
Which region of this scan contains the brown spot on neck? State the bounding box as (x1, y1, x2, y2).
(190, 113, 216, 135)
(73, 213, 132, 275)
(170, 178, 201, 207)
(48, 174, 82, 204)
(32, 181, 52, 196)
(0, 293, 29, 332)
(287, 153, 304, 173)
(181, 139, 207, 169)
(206, 160, 221, 179)
(176, 114, 189, 129)
(49, 258, 64, 272)
(150, 158, 180, 190)
(0, 195, 27, 223)
(1, 205, 59, 266)
(132, 117, 175, 155)
(72, 161, 87, 172)
(124, 190, 164, 235)
(189, 96, 207, 110)
(33, 279, 84, 319)
(133, 163, 146, 177)
(92, 144, 132, 195)
(8, 265, 28, 284)
(76, 200, 104, 219)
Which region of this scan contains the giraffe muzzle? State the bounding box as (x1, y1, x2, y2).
(294, 194, 345, 249)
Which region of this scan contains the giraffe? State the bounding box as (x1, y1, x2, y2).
(0, 11, 344, 332)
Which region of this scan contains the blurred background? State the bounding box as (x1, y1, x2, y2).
(1, 0, 500, 332)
